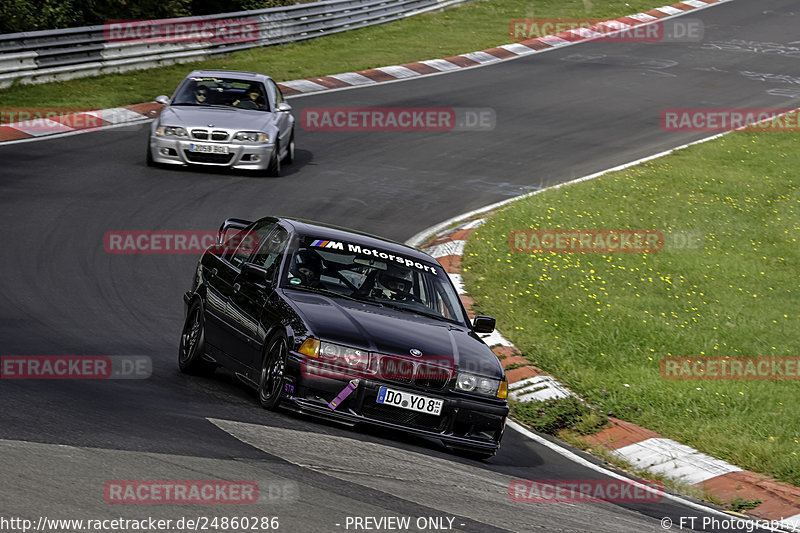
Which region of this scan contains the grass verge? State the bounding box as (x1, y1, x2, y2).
(510, 395, 609, 435)
(0, 0, 663, 109)
(462, 125, 800, 486)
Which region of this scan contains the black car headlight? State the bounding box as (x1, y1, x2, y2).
(298, 338, 370, 374)
(320, 341, 368, 364)
(233, 131, 269, 143)
(455, 372, 503, 398)
(155, 126, 188, 138)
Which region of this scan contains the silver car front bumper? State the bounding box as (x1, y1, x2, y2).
(150, 136, 277, 171)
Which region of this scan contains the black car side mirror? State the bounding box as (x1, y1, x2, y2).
(241, 262, 269, 284)
(473, 316, 496, 334)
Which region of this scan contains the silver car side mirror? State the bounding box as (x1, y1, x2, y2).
(276, 102, 292, 112)
(155, 95, 170, 105)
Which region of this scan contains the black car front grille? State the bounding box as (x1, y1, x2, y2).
(184, 151, 233, 164)
(374, 355, 451, 391)
(191, 129, 209, 140)
(211, 131, 228, 141)
(415, 362, 451, 390)
(376, 355, 413, 384)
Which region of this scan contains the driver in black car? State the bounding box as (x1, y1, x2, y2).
(374, 266, 415, 301)
(293, 249, 324, 288)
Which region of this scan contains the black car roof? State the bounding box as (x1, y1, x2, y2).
(278, 217, 439, 265)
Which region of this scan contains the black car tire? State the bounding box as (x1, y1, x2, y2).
(282, 131, 295, 165)
(258, 333, 288, 410)
(146, 143, 156, 167)
(265, 141, 281, 177)
(178, 300, 213, 374)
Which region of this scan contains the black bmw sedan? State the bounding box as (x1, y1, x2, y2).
(179, 216, 508, 457)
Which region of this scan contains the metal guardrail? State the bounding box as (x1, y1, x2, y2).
(0, 0, 472, 89)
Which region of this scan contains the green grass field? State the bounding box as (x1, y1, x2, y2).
(462, 126, 800, 486)
(0, 0, 662, 109)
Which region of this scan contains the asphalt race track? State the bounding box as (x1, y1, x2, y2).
(1, 1, 797, 531)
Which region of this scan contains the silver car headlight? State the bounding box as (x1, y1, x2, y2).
(233, 131, 269, 143)
(455, 372, 500, 396)
(156, 126, 188, 138)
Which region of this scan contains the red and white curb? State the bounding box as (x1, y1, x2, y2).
(0, 102, 161, 143)
(0, 0, 733, 144)
(414, 221, 800, 529)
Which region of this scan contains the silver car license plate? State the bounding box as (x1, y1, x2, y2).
(190, 143, 229, 154)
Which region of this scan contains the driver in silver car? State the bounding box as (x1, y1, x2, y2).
(233, 85, 264, 110)
(194, 87, 209, 104)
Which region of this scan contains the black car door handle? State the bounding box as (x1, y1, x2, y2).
(233, 283, 241, 293)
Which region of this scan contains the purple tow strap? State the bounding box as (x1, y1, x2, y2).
(328, 379, 359, 410)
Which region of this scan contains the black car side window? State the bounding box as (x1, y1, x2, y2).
(228, 220, 276, 269)
(252, 227, 290, 280)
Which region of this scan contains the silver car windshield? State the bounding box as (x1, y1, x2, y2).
(282, 237, 467, 325)
(172, 77, 270, 111)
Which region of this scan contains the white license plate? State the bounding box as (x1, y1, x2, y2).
(190, 143, 228, 154)
(376, 387, 443, 416)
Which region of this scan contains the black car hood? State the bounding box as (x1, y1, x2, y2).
(283, 289, 502, 378)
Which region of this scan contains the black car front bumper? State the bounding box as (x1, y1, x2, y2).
(283, 352, 508, 454)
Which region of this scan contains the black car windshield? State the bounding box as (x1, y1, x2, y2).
(172, 76, 270, 111)
(281, 236, 468, 325)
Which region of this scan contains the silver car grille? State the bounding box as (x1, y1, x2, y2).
(191, 129, 229, 141)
